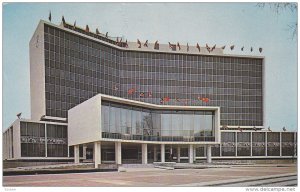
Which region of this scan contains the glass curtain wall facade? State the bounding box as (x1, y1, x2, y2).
(43, 24, 263, 126)
(282, 132, 296, 156)
(4, 120, 297, 160)
(252, 132, 266, 156)
(101, 101, 215, 142)
(20, 122, 68, 157)
(267, 132, 280, 156)
(237, 132, 251, 156)
(221, 132, 236, 156)
(20, 122, 45, 157)
(217, 132, 296, 157)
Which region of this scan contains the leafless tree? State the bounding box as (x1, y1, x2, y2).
(256, 3, 298, 39)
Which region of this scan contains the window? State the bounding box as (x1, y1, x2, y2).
(101, 101, 215, 142)
(44, 24, 263, 128)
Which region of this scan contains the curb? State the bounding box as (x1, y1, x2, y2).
(3, 168, 117, 176)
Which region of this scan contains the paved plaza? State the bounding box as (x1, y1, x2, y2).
(3, 165, 297, 187)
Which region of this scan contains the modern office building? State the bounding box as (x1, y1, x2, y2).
(3, 19, 297, 168)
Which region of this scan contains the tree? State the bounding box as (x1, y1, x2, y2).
(256, 3, 298, 39)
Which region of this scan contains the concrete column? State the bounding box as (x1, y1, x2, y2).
(3, 133, 7, 159)
(161, 144, 165, 163)
(94, 142, 101, 168)
(7, 129, 11, 159)
(45, 124, 48, 158)
(115, 142, 122, 165)
(206, 145, 212, 163)
(193, 146, 197, 161)
(265, 132, 268, 157)
(250, 132, 253, 156)
(9, 128, 13, 158)
(294, 132, 297, 157)
(6, 132, 9, 159)
(142, 143, 148, 164)
(83, 144, 87, 160)
(189, 144, 194, 164)
(279, 132, 282, 157)
(177, 146, 181, 163)
(235, 132, 238, 157)
(93, 144, 95, 162)
(153, 145, 157, 162)
(74, 145, 80, 164)
(9, 129, 13, 159)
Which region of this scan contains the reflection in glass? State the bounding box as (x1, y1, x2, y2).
(101, 101, 215, 142)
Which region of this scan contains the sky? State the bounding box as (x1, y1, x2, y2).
(2, 2, 298, 131)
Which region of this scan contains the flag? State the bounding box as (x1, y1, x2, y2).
(105, 32, 108, 38)
(238, 126, 242, 132)
(259, 47, 263, 53)
(140, 92, 145, 97)
(62, 16, 66, 24)
(73, 21, 76, 29)
(211, 44, 216, 52)
(198, 97, 208, 102)
(200, 97, 209, 103)
(221, 45, 226, 49)
(187, 43, 189, 52)
(196, 43, 200, 52)
(148, 92, 152, 97)
(144, 40, 148, 47)
(268, 126, 272, 132)
(128, 88, 136, 95)
(163, 97, 170, 102)
(230, 45, 235, 50)
(177, 42, 181, 50)
(16, 112, 22, 119)
(137, 39, 141, 48)
(169, 42, 176, 50)
(96, 28, 100, 35)
(85, 25, 89, 33)
(113, 85, 118, 91)
(160, 96, 171, 102)
(48, 11, 51, 22)
(206, 44, 211, 53)
(154, 41, 159, 50)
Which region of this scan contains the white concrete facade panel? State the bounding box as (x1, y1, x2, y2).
(68, 95, 102, 146)
(68, 94, 220, 146)
(30, 21, 46, 120)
